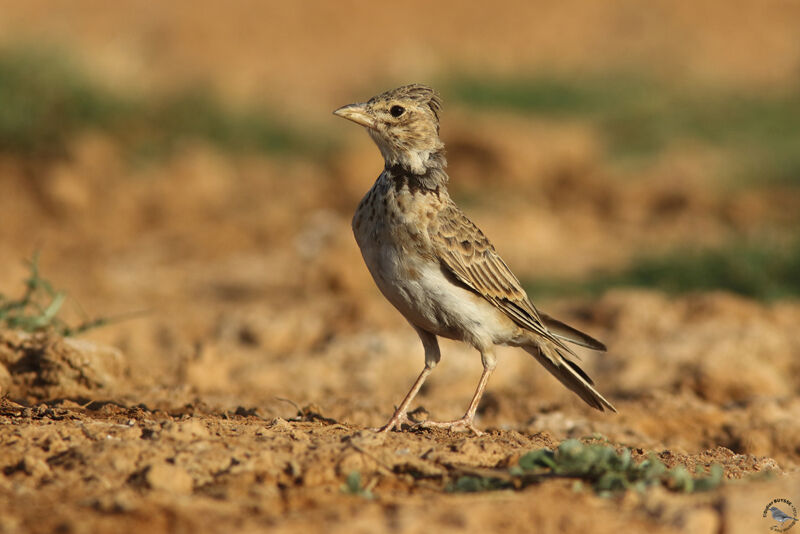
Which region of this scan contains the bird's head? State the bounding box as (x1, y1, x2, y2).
(334, 84, 444, 174)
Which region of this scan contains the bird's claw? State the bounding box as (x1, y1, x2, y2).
(373, 410, 484, 436)
(373, 412, 416, 433)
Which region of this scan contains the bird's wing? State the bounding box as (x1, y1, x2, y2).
(429, 201, 575, 354)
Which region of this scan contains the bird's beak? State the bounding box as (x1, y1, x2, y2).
(333, 103, 375, 129)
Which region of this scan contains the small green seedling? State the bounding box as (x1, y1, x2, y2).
(0, 252, 140, 336)
(340, 471, 374, 499)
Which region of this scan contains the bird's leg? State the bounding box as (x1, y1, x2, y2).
(377, 366, 432, 432)
(376, 328, 440, 433)
(420, 349, 496, 436)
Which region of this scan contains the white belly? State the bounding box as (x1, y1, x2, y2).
(358, 237, 514, 346)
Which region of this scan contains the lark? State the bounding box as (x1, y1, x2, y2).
(334, 84, 615, 435)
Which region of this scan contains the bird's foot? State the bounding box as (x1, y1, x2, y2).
(417, 417, 483, 436)
(373, 411, 416, 433)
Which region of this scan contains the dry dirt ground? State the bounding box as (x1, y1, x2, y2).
(2, 289, 800, 534)
(1, 1, 800, 533)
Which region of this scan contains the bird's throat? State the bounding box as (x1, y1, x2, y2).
(385, 150, 448, 192)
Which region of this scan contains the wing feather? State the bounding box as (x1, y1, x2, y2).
(430, 202, 576, 354)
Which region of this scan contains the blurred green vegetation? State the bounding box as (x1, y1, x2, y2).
(0, 46, 328, 161)
(340, 471, 374, 499)
(4, 45, 796, 181)
(524, 238, 800, 300)
(0, 252, 126, 336)
(448, 439, 723, 496)
(448, 74, 800, 184)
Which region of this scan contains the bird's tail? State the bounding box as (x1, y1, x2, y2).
(524, 343, 616, 412)
(540, 312, 607, 352)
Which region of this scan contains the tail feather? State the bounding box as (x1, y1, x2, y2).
(524, 344, 616, 413)
(540, 313, 607, 352)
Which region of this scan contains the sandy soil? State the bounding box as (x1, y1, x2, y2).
(1, 1, 799, 533)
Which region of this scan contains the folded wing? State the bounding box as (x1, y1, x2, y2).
(429, 202, 576, 354)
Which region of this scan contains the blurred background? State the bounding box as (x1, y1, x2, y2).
(1, 0, 799, 462)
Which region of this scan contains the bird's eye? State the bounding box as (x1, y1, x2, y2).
(390, 105, 405, 117)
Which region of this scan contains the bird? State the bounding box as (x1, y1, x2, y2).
(333, 84, 615, 435)
(770, 507, 797, 524)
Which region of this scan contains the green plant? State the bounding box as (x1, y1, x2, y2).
(0, 252, 125, 336)
(449, 439, 723, 496)
(340, 471, 374, 499)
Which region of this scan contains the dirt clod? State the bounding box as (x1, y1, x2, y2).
(0, 331, 126, 402)
(141, 463, 195, 495)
